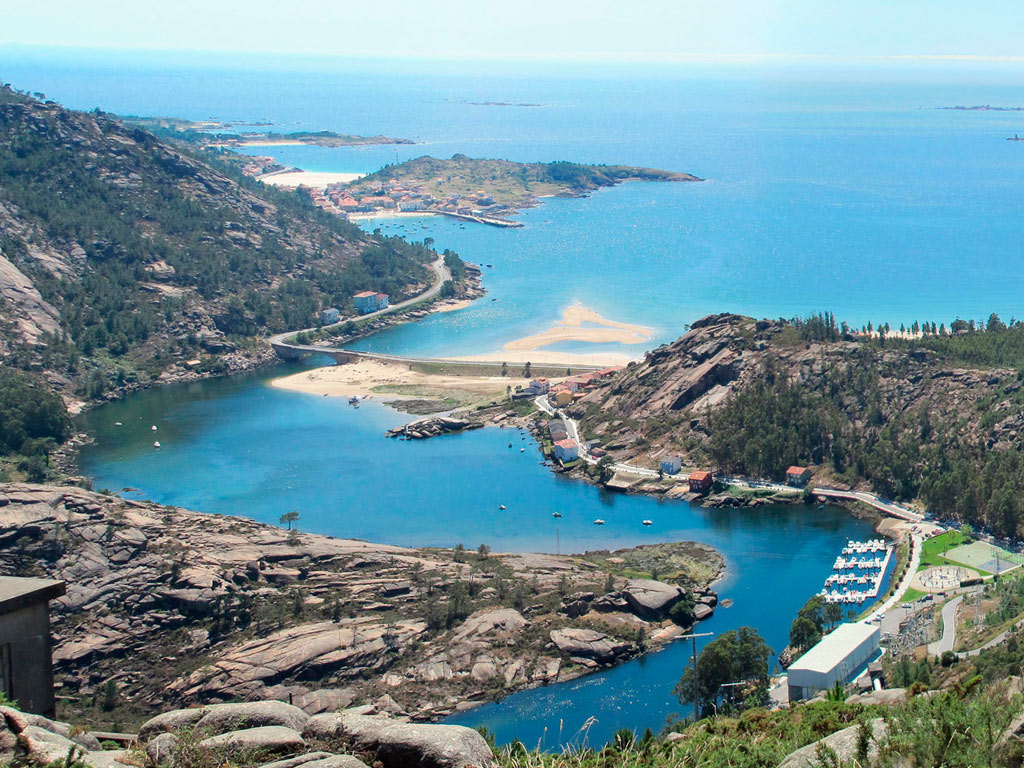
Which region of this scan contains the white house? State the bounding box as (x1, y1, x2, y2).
(530, 378, 550, 394)
(660, 456, 682, 475)
(553, 439, 579, 463)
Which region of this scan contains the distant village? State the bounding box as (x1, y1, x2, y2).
(244, 160, 492, 213)
(243, 160, 517, 225)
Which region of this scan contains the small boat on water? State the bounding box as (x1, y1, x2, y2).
(153, 441, 161, 448)
(552, 512, 562, 518)
(348, 396, 359, 405)
(520, 448, 525, 452)
(642, 520, 653, 526)
(593, 519, 605, 525)
(508, 442, 513, 448)
(114, 422, 122, 426)
(151, 425, 158, 431)
(499, 504, 507, 510)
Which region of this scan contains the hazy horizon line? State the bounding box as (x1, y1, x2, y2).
(5, 42, 1024, 68)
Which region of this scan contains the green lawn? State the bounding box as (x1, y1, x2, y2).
(899, 587, 929, 604)
(919, 531, 973, 570)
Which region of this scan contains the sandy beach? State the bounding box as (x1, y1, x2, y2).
(503, 304, 655, 352)
(271, 358, 513, 400)
(347, 211, 439, 222)
(258, 170, 363, 189)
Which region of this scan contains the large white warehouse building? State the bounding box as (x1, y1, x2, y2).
(787, 622, 881, 701)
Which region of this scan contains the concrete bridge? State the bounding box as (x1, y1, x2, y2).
(268, 255, 601, 374)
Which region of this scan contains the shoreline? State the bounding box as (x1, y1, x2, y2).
(258, 170, 365, 188)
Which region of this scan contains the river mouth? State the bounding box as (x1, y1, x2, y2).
(77, 361, 883, 747)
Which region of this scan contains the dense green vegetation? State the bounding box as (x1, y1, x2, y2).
(703, 314, 1024, 537)
(0, 87, 434, 404)
(673, 627, 773, 718)
(0, 368, 70, 480)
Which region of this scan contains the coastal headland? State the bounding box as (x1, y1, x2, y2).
(1, 483, 722, 729)
(295, 154, 702, 225)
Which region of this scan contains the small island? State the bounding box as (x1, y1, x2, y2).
(312, 154, 702, 225)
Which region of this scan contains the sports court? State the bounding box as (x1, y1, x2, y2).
(946, 541, 1024, 575)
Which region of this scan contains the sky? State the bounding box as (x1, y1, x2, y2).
(3, 0, 1024, 63)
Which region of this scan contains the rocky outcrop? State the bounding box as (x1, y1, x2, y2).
(386, 417, 483, 440)
(303, 711, 496, 768)
(549, 628, 637, 664)
(777, 718, 886, 768)
(199, 725, 306, 756)
(2, 483, 724, 726)
(619, 579, 685, 620)
(0, 704, 124, 768)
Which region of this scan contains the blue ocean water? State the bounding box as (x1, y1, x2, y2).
(76, 366, 878, 746)
(7, 52, 1024, 358)
(6, 49, 1015, 744)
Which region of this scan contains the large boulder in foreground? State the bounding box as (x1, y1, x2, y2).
(549, 628, 635, 664)
(620, 579, 685, 620)
(260, 753, 369, 768)
(139, 700, 310, 741)
(777, 719, 886, 768)
(196, 701, 310, 735)
(303, 711, 495, 768)
(199, 725, 305, 755)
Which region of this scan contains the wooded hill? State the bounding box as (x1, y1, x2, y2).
(575, 313, 1024, 538)
(0, 85, 435, 410)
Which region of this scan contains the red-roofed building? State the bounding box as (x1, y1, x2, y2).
(688, 470, 714, 493)
(353, 291, 388, 314)
(786, 466, 812, 487)
(553, 439, 579, 463)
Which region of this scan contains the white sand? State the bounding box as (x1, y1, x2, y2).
(503, 304, 655, 352)
(271, 359, 514, 399)
(258, 171, 363, 189)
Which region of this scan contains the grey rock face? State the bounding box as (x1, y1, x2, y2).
(199, 725, 305, 755)
(620, 579, 685, 620)
(304, 712, 496, 768)
(777, 719, 886, 768)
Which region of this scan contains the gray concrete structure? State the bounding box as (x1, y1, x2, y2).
(787, 622, 880, 702)
(0, 576, 65, 716)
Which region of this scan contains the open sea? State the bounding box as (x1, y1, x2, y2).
(7, 48, 1024, 745)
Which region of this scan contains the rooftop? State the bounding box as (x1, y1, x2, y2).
(0, 576, 65, 616)
(690, 470, 712, 481)
(554, 439, 578, 449)
(353, 291, 376, 298)
(788, 622, 879, 674)
(787, 465, 809, 474)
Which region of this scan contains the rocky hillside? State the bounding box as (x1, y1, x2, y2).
(0, 483, 721, 730)
(0, 86, 433, 410)
(573, 313, 1024, 535)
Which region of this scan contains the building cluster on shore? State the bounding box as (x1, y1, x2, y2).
(296, 176, 502, 219)
(240, 155, 285, 177)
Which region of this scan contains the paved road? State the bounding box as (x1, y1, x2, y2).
(812, 488, 925, 523)
(269, 256, 450, 350)
(862, 533, 923, 624)
(928, 595, 964, 655)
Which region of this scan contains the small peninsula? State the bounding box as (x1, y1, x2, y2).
(2, 483, 722, 728)
(116, 114, 413, 147)
(319, 154, 701, 223)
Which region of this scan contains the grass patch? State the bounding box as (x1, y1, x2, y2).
(900, 587, 929, 604)
(919, 531, 973, 570)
